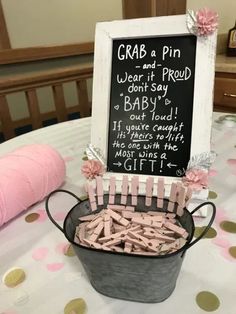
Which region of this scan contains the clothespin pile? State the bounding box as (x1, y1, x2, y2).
(74, 176, 193, 256)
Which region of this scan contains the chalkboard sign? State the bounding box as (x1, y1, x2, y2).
(91, 15, 217, 185)
(107, 36, 196, 177)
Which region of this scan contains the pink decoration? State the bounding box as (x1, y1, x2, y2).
(208, 169, 218, 177)
(212, 237, 230, 249)
(55, 242, 70, 254)
(196, 8, 218, 36)
(215, 207, 227, 224)
(46, 263, 64, 272)
(54, 211, 67, 221)
(81, 159, 104, 180)
(220, 248, 236, 263)
(64, 156, 74, 162)
(182, 169, 208, 191)
(227, 159, 236, 166)
(36, 209, 48, 222)
(231, 170, 236, 176)
(0, 144, 66, 227)
(32, 247, 49, 261)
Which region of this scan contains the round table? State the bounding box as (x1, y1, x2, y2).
(0, 114, 236, 314)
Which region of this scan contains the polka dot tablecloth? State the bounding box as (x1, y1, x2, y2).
(0, 114, 236, 314)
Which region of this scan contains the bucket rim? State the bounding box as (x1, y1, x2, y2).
(63, 197, 195, 259)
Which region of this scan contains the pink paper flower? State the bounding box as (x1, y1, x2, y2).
(196, 8, 218, 36)
(81, 159, 104, 180)
(182, 168, 208, 191)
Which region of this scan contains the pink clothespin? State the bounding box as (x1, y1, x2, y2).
(107, 209, 130, 227)
(164, 221, 188, 238)
(83, 238, 102, 249)
(121, 175, 129, 204)
(176, 186, 186, 217)
(125, 236, 147, 249)
(104, 238, 122, 247)
(167, 182, 178, 212)
(154, 232, 175, 243)
(184, 187, 193, 208)
(113, 223, 126, 232)
(104, 213, 111, 237)
(86, 216, 103, 230)
(122, 211, 142, 219)
(79, 213, 96, 222)
(87, 184, 97, 211)
(89, 221, 104, 242)
(131, 176, 139, 206)
(124, 242, 132, 253)
(96, 176, 104, 205)
(145, 177, 154, 206)
(108, 204, 125, 212)
(125, 206, 135, 212)
(76, 223, 86, 244)
(108, 176, 116, 204)
(110, 246, 124, 253)
(131, 217, 162, 228)
(134, 251, 157, 256)
(157, 178, 164, 208)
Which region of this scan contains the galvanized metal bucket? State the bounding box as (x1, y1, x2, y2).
(46, 189, 215, 303)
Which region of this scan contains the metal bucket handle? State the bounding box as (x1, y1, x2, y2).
(184, 201, 216, 252)
(45, 189, 82, 233)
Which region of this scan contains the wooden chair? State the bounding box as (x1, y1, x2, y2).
(0, 63, 93, 140)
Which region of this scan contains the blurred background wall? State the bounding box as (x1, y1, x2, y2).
(0, 0, 234, 123)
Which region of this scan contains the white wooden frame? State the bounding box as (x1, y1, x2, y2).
(91, 15, 217, 194)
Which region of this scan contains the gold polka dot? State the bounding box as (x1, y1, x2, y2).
(64, 244, 76, 257)
(229, 246, 236, 258)
(3, 268, 26, 288)
(220, 221, 236, 233)
(25, 213, 40, 223)
(82, 156, 88, 161)
(64, 298, 86, 314)
(80, 195, 88, 201)
(194, 227, 217, 239)
(208, 191, 218, 200)
(196, 291, 220, 312)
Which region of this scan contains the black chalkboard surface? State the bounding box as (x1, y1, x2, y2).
(107, 35, 196, 177)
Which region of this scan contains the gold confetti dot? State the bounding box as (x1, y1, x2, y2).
(194, 227, 217, 239)
(25, 213, 40, 223)
(3, 268, 26, 288)
(208, 191, 218, 200)
(64, 244, 76, 257)
(80, 195, 88, 201)
(64, 298, 86, 314)
(220, 221, 236, 233)
(229, 246, 236, 258)
(82, 156, 88, 161)
(196, 291, 220, 312)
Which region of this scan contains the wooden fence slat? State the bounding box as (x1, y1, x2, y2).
(0, 64, 93, 94)
(76, 80, 90, 117)
(0, 0, 11, 49)
(0, 95, 15, 139)
(52, 84, 67, 122)
(25, 89, 42, 130)
(0, 64, 93, 140)
(0, 42, 94, 65)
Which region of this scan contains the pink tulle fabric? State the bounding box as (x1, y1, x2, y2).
(81, 159, 104, 180)
(0, 144, 66, 227)
(196, 8, 218, 36)
(182, 169, 208, 191)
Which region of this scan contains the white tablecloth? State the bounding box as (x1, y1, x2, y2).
(0, 113, 236, 314)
